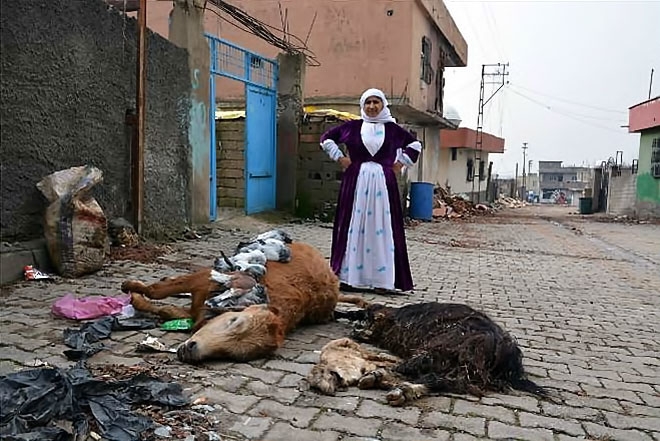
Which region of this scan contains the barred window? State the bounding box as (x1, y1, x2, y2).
(420, 37, 433, 85)
(652, 138, 660, 178)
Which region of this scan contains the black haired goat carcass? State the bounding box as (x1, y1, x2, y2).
(310, 302, 546, 406)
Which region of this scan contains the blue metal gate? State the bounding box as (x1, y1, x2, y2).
(206, 33, 278, 219)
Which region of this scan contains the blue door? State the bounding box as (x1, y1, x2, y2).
(245, 85, 277, 214)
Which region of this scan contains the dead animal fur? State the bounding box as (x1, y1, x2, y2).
(309, 302, 546, 406)
(121, 241, 367, 363)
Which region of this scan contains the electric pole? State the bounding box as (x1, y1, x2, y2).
(472, 63, 509, 204)
(521, 142, 528, 201)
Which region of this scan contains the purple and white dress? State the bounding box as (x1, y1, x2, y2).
(320, 119, 421, 291)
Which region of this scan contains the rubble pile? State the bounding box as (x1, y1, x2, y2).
(431, 186, 494, 220)
(494, 196, 527, 209)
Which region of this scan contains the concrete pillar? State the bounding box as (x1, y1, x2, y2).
(169, 0, 210, 224)
(275, 53, 305, 212)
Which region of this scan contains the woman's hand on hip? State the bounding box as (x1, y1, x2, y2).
(338, 157, 351, 170)
(393, 161, 404, 174)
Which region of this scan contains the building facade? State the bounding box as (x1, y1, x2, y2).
(628, 96, 660, 218)
(437, 127, 505, 201)
(538, 161, 593, 206)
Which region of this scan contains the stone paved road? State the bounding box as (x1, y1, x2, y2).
(1, 205, 659, 441)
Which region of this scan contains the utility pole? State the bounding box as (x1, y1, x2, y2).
(650, 68, 655, 100)
(521, 142, 528, 201)
(528, 159, 533, 199)
(472, 63, 509, 204)
(514, 162, 518, 198)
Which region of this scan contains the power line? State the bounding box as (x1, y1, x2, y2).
(508, 82, 627, 114)
(205, 0, 320, 66)
(507, 87, 627, 134)
(481, 2, 506, 60)
(508, 85, 628, 123)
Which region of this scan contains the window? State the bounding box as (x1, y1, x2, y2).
(451, 148, 457, 161)
(250, 55, 263, 69)
(478, 160, 486, 181)
(466, 159, 474, 182)
(420, 36, 433, 85)
(434, 55, 445, 112)
(652, 138, 660, 178)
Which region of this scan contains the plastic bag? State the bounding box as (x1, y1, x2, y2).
(36, 165, 108, 278)
(62, 315, 158, 361)
(52, 293, 132, 320)
(0, 365, 188, 441)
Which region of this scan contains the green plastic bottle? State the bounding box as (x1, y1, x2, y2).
(160, 318, 194, 331)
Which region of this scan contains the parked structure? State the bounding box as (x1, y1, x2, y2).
(628, 96, 660, 218)
(538, 161, 593, 205)
(438, 128, 505, 201)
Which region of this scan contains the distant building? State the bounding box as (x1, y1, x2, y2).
(538, 161, 593, 205)
(628, 96, 660, 218)
(437, 127, 505, 201)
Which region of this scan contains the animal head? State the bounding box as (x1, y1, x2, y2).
(350, 303, 392, 342)
(232, 249, 268, 266)
(177, 304, 285, 363)
(235, 239, 290, 263)
(255, 229, 292, 244)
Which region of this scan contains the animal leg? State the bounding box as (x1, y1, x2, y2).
(337, 294, 370, 309)
(130, 293, 191, 319)
(357, 368, 399, 390)
(385, 382, 429, 407)
(122, 269, 217, 329)
(121, 269, 214, 300)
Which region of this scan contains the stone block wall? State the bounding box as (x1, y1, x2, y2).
(297, 120, 344, 219)
(216, 120, 246, 208)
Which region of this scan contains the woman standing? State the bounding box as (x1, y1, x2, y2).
(319, 88, 422, 292)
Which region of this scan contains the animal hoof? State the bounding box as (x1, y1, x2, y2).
(358, 369, 383, 389)
(121, 280, 144, 293)
(386, 382, 426, 406)
(386, 388, 407, 406)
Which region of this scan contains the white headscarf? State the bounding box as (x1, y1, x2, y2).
(360, 88, 396, 123)
(359, 88, 395, 156)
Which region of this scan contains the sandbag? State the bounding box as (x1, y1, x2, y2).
(36, 165, 108, 277)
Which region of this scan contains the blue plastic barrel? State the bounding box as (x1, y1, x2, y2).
(409, 182, 434, 221)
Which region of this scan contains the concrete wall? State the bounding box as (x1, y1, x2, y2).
(636, 129, 660, 219)
(0, 0, 191, 243)
(607, 168, 638, 217)
(216, 120, 246, 209)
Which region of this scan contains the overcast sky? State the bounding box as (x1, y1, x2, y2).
(442, 0, 660, 178)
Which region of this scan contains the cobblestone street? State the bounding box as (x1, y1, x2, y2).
(1, 205, 659, 441)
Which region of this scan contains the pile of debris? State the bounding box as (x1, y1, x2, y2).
(431, 186, 493, 220)
(494, 196, 527, 209)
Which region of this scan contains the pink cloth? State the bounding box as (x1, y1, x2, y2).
(52, 293, 131, 320)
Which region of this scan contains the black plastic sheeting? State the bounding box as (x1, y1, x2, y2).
(0, 365, 188, 441)
(63, 316, 158, 361)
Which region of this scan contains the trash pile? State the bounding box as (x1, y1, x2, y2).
(0, 363, 188, 441)
(431, 186, 494, 220)
(493, 196, 527, 209)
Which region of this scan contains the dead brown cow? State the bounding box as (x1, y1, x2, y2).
(121, 241, 367, 363)
(309, 302, 546, 406)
